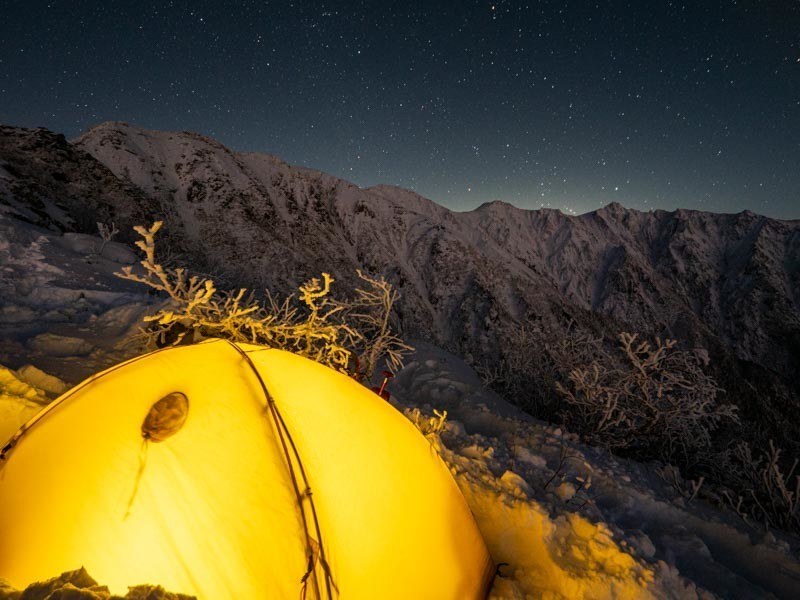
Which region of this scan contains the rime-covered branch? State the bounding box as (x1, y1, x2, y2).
(117, 222, 410, 377)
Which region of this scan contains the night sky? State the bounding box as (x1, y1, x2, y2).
(1, 1, 799, 219)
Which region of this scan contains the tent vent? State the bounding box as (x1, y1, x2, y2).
(142, 392, 189, 442)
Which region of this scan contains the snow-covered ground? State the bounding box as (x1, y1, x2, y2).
(393, 342, 800, 598)
(0, 214, 154, 381)
(1, 215, 799, 598)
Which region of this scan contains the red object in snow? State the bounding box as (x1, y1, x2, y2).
(372, 370, 394, 400)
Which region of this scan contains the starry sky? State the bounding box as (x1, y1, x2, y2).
(1, 1, 799, 219)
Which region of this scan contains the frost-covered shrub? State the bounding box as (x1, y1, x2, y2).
(486, 322, 800, 533)
(94, 221, 118, 257)
(555, 332, 738, 462)
(117, 222, 410, 378)
(478, 321, 600, 421)
(485, 323, 737, 462)
(715, 439, 800, 533)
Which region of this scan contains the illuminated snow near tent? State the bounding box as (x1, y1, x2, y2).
(0, 339, 494, 599)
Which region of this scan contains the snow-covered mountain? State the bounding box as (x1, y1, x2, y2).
(2, 121, 800, 598)
(2, 121, 799, 447)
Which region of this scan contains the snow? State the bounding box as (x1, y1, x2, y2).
(14, 364, 69, 397)
(0, 213, 154, 382)
(0, 365, 51, 444)
(0, 216, 799, 598)
(391, 342, 800, 598)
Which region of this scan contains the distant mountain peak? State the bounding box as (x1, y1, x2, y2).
(596, 201, 630, 214)
(475, 199, 521, 212)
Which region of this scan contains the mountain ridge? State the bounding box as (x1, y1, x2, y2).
(2, 121, 799, 448)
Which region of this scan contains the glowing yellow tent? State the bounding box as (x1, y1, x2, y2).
(0, 339, 494, 599)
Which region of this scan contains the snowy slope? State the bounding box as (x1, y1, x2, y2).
(71, 123, 799, 366)
(0, 213, 154, 383)
(87, 129, 797, 320)
(70, 123, 799, 359)
(393, 342, 800, 598)
(72, 122, 800, 451)
(1, 120, 798, 486)
(0, 227, 798, 598)
(3, 122, 797, 385)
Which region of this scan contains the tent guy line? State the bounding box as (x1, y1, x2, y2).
(227, 339, 336, 599)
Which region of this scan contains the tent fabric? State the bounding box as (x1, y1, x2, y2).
(0, 339, 494, 599)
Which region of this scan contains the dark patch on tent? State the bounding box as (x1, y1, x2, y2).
(142, 392, 189, 442)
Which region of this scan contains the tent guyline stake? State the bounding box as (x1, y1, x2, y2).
(225, 340, 335, 600)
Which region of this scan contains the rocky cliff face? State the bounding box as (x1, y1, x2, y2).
(0, 125, 159, 237)
(3, 121, 799, 442)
